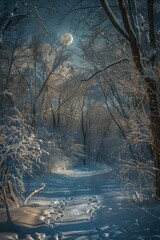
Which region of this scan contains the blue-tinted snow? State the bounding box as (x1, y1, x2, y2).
(1, 165, 160, 240)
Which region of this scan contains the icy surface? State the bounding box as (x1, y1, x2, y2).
(0, 165, 160, 240)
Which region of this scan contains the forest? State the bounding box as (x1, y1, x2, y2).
(0, 0, 160, 239)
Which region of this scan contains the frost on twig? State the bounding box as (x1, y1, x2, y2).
(0, 108, 43, 207)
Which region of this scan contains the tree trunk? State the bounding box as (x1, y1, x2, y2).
(99, 0, 160, 196)
(145, 77, 160, 197)
(0, 185, 12, 223)
(81, 99, 87, 165)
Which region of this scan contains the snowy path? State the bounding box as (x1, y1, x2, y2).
(1, 166, 160, 239)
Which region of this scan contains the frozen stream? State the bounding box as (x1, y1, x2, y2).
(1, 165, 160, 239)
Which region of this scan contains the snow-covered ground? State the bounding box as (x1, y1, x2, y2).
(1, 165, 160, 240)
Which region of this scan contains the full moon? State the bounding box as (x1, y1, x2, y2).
(60, 33, 73, 46)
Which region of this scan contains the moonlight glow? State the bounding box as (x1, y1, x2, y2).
(60, 33, 73, 46)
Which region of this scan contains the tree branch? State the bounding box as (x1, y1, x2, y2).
(147, 0, 156, 65)
(0, 184, 12, 223)
(99, 0, 130, 41)
(81, 58, 128, 81)
(0, 1, 26, 48)
(147, 0, 156, 48)
(24, 183, 45, 205)
(127, 0, 140, 44)
(118, 0, 144, 74)
(118, 0, 136, 40)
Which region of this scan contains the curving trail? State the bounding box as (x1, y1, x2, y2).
(1, 165, 160, 240)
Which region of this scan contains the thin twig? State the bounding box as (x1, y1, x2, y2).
(81, 58, 128, 81)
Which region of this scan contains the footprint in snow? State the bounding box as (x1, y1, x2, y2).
(89, 195, 97, 201)
(95, 226, 111, 239)
(53, 232, 64, 240)
(24, 235, 34, 240)
(59, 205, 65, 210)
(34, 232, 50, 240)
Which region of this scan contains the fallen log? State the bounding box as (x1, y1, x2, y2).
(24, 183, 45, 205)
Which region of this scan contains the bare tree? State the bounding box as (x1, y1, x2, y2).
(99, 0, 160, 197)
